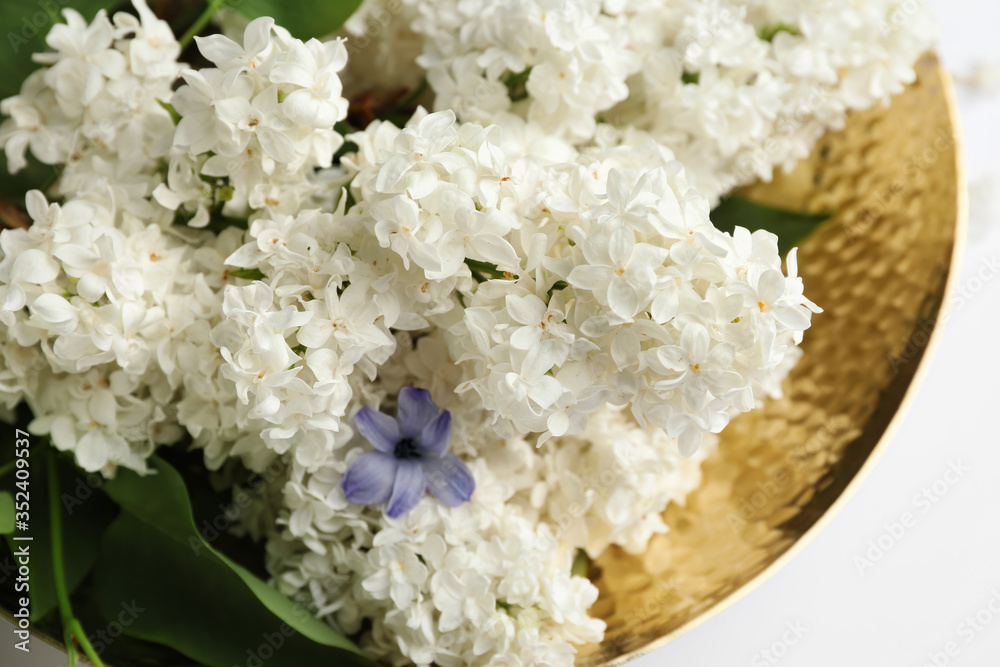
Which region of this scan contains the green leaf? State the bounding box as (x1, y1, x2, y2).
(503, 68, 532, 102)
(760, 23, 800, 42)
(228, 267, 266, 281)
(231, 0, 365, 40)
(465, 258, 517, 282)
(1, 452, 118, 621)
(0, 492, 13, 534)
(546, 280, 568, 300)
(205, 212, 249, 233)
(710, 197, 831, 257)
(157, 100, 181, 125)
(96, 457, 372, 666)
(0, 1, 121, 101)
(571, 548, 589, 578)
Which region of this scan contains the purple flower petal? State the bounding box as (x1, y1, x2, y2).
(341, 451, 397, 505)
(397, 387, 440, 438)
(354, 405, 400, 453)
(422, 454, 475, 507)
(418, 410, 452, 457)
(386, 459, 427, 518)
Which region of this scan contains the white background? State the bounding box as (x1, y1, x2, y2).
(3, 0, 1000, 665)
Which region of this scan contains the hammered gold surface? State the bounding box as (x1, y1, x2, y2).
(580, 53, 963, 666)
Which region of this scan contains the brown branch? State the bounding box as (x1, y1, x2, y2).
(0, 200, 29, 230)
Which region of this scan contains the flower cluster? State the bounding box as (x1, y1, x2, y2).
(511, 405, 712, 557)
(270, 452, 607, 667)
(0, 186, 224, 473)
(255, 332, 703, 666)
(157, 17, 351, 223)
(350, 111, 818, 451)
(0, 0, 180, 203)
(413, 0, 639, 144)
(218, 107, 817, 467)
(0, 4, 354, 475)
(346, 0, 936, 202)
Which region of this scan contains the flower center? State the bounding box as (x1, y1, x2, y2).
(394, 437, 422, 460)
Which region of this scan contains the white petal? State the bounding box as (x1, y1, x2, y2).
(242, 17, 275, 56)
(467, 235, 520, 272)
(611, 330, 640, 370)
(757, 268, 786, 303)
(608, 227, 635, 268)
(194, 34, 244, 66)
(505, 294, 545, 326)
(30, 293, 77, 324)
(680, 324, 710, 361)
(650, 283, 678, 323)
(607, 278, 639, 319)
(11, 249, 59, 284)
(257, 127, 297, 164)
(567, 265, 614, 292)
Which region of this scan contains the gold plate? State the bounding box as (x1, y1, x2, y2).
(579, 53, 966, 666)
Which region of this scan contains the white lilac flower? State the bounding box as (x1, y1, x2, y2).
(264, 450, 605, 667)
(271, 38, 351, 128)
(342, 387, 475, 517)
(343, 0, 935, 203)
(220, 107, 817, 465)
(616, 0, 936, 202)
(0, 0, 180, 201)
(162, 17, 351, 219)
(408, 0, 639, 144)
(245, 331, 711, 667)
(195, 16, 276, 72)
(0, 188, 201, 473)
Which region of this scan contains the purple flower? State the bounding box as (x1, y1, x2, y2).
(341, 387, 475, 518)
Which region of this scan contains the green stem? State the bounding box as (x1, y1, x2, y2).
(0, 459, 14, 478)
(70, 618, 106, 667)
(48, 452, 106, 667)
(48, 452, 77, 664)
(179, 0, 227, 50)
